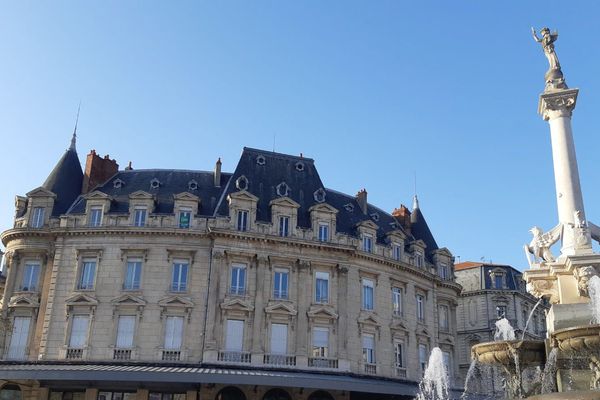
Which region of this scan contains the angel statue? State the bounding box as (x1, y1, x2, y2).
(524, 225, 562, 266)
(532, 27, 561, 71)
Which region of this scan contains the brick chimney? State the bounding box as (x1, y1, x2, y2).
(214, 158, 222, 187)
(82, 150, 119, 194)
(356, 189, 368, 215)
(392, 205, 412, 233)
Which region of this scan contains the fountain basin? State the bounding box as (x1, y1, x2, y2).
(552, 324, 600, 353)
(471, 340, 546, 366)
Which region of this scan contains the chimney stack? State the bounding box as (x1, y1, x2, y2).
(214, 158, 222, 187)
(392, 205, 412, 233)
(82, 150, 119, 194)
(356, 189, 368, 214)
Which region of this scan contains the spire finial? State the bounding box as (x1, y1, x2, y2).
(69, 102, 81, 151)
(413, 194, 419, 210)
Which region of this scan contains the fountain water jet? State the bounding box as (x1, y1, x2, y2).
(415, 347, 449, 400)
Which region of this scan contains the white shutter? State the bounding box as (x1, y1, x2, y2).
(362, 334, 374, 350)
(69, 316, 89, 348)
(116, 316, 135, 348)
(270, 324, 287, 354)
(8, 317, 31, 359)
(225, 320, 244, 351)
(164, 316, 183, 349)
(313, 327, 328, 348)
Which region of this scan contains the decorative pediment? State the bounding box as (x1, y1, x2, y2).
(66, 293, 99, 307)
(434, 247, 453, 257)
(269, 197, 300, 209)
(220, 298, 255, 313)
(390, 319, 409, 333)
(308, 203, 338, 214)
(355, 220, 379, 230)
(26, 187, 56, 198)
(111, 294, 146, 307)
(158, 296, 194, 321)
(386, 229, 407, 241)
(307, 305, 338, 321)
(228, 190, 259, 203)
(416, 327, 431, 338)
(357, 313, 382, 327)
(173, 192, 200, 202)
(411, 239, 427, 250)
(265, 302, 298, 316)
(83, 190, 112, 201)
(129, 190, 154, 200)
(9, 294, 40, 309)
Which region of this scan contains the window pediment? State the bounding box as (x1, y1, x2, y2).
(66, 293, 99, 307)
(357, 313, 382, 327)
(308, 203, 338, 215)
(355, 220, 378, 231)
(158, 295, 194, 309)
(386, 229, 407, 241)
(265, 302, 297, 316)
(26, 187, 57, 198)
(173, 192, 200, 202)
(83, 190, 112, 201)
(411, 239, 427, 250)
(220, 298, 254, 312)
(128, 190, 154, 200)
(416, 327, 431, 338)
(307, 305, 338, 320)
(269, 197, 300, 209)
(390, 319, 409, 332)
(228, 190, 259, 203)
(8, 294, 40, 309)
(111, 294, 146, 307)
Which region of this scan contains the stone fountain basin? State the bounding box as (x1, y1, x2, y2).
(552, 324, 600, 353)
(471, 340, 546, 367)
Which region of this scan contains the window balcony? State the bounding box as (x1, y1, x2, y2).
(308, 357, 338, 369)
(395, 366, 407, 378)
(218, 350, 251, 363)
(161, 350, 181, 361)
(65, 348, 84, 360)
(364, 363, 377, 374)
(263, 354, 296, 366)
(113, 348, 132, 360)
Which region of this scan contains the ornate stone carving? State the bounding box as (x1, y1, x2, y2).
(526, 279, 559, 304)
(532, 27, 567, 91)
(539, 89, 578, 121)
(525, 225, 562, 266)
(574, 265, 599, 297)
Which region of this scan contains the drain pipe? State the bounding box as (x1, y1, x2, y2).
(200, 221, 215, 364)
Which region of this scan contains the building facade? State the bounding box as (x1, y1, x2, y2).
(0, 136, 461, 400)
(454, 262, 548, 384)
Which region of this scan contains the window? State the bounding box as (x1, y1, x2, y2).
(362, 234, 373, 253)
(116, 316, 135, 348)
(439, 263, 449, 280)
(225, 319, 244, 351)
(7, 316, 31, 360)
(133, 207, 147, 227)
(273, 269, 289, 299)
(171, 261, 188, 292)
(69, 315, 90, 348)
(21, 262, 40, 291)
(415, 252, 424, 268)
(362, 334, 375, 364)
(392, 243, 402, 261)
(236, 210, 248, 231)
(164, 316, 184, 350)
(494, 273, 504, 289)
(312, 327, 328, 357)
(178, 209, 191, 229)
(98, 392, 136, 400)
(279, 216, 290, 237)
(419, 344, 428, 372)
(270, 323, 288, 355)
(31, 207, 45, 228)
(394, 342, 404, 368)
(439, 305, 450, 331)
(315, 271, 329, 303)
(497, 305, 507, 318)
(318, 223, 329, 242)
(78, 259, 96, 290)
(149, 394, 186, 400)
(88, 207, 102, 227)
(442, 351, 452, 377)
(392, 287, 402, 316)
(230, 264, 246, 295)
(362, 279, 374, 310)
(416, 294, 425, 322)
(124, 259, 142, 290)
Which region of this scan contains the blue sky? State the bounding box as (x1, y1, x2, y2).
(2, 1, 600, 269)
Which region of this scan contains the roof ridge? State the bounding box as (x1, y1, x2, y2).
(243, 147, 315, 162)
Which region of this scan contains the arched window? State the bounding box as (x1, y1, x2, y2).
(215, 387, 246, 400)
(0, 385, 22, 400)
(262, 389, 291, 400)
(307, 391, 334, 400)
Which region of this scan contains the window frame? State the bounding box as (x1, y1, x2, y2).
(88, 206, 103, 228)
(178, 208, 192, 229)
(439, 304, 450, 331)
(311, 326, 329, 357)
(279, 215, 290, 237)
(362, 234, 373, 253)
(273, 268, 289, 300)
(418, 343, 428, 373)
(123, 258, 143, 291)
(318, 222, 329, 242)
(362, 334, 375, 364)
(170, 260, 189, 292)
(230, 263, 247, 296)
(21, 262, 41, 292)
(31, 207, 45, 228)
(314, 271, 329, 304)
(77, 258, 97, 291)
(236, 210, 249, 232)
(392, 287, 403, 316)
(392, 243, 402, 261)
(416, 294, 425, 322)
(68, 315, 90, 349)
(361, 278, 374, 311)
(133, 207, 147, 227)
(115, 315, 136, 349)
(394, 341, 404, 368)
(163, 315, 184, 350)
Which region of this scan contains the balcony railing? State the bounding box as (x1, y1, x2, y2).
(66, 348, 84, 360)
(364, 363, 377, 374)
(263, 354, 296, 366)
(113, 348, 132, 360)
(218, 351, 251, 363)
(308, 357, 338, 369)
(395, 366, 407, 378)
(162, 350, 181, 361)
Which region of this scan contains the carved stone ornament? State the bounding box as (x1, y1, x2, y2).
(574, 265, 599, 297)
(539, 90, 578, 121)
(526, 279, 559, 304)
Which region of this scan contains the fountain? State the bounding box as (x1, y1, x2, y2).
(416, 347, 450, 400)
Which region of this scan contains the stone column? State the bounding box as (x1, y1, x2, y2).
(1, 251, 19, 311)
(203, 249, 224, 362)
(295, 260, 310, 366)
(251, 255, 268, 357)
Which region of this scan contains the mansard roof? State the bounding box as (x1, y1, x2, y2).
(42, 145, 84, 216)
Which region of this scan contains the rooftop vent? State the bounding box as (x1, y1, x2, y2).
(150, 178, 161, 189)
(256, 155, 266, 166)
(236, 175, 249, 191)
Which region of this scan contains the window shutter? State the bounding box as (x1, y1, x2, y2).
(225, 320, 244, 351)
(8, 317, 31, 359)
(70, 316, 89, 348)
(116, 316, 135, 348)
(164, 316, 183, 349)
(270, 324, 287, 354)
(313, 327, 328, 348)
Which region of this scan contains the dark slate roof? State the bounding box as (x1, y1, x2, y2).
(409, 207, 439, 255)
(43, 148, 84, 216)
(482, 264, 523, 291)
(69, 169, 232, 216)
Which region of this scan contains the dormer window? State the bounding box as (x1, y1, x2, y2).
(439, 263, 449, 280)
(490, 269, 506, 289)
(237, 210, 248, 231)
(313, 188, 326, 203)
(188, 180, 198, 191)
(113, 179, 125, 189)
(30, 207, 45, 228)
(236, 175, 249, 191)
(362, 234, 373, 253)
(415, 252, 424, 268)
(318, 223, 329, 242)
(256, 155, 266, 165)
(276, 182, 290, 197)
(392, 243, 402, 261)
(133, 207, 147, 227)
(178, 208, 192, 229)
(150, 179, 161, 189)
(279, 216, 290, 237)
(89, 207, 103, 227)
(370, 213, 380, 222)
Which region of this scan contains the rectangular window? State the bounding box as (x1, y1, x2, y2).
(78, 259, 96, 290)
(171, 261, 188, 292)
(315, 271, 329, 303)
(21, 262, 41, 291)
(133, 207, 147, 227)
(236, 210, 248, 231)
(312, 327, 328, 357)
(416, 253, 424, 268)
(363, 234, 373, 253)
(392, 287, 402, 316)
(439, 263, 449, 280)
(31, 207, 45, 228)
(270, 323, 288, 355)
(178, 209, 192, 229)
(362, 334, 375, 364)
(116, 315, 135, 348)
(225, 319, 244, 351)
(395, 342, 404, 368)
(442, 351, 451, 377)
(98, 392, 136, 400)
(164, 316, 184, 350)
(495, 274, 503, 289)
(439, 305, 449, 331)
(392, 243, 402, 261)
(7, 316, 31, 360)
(124, 259, 142, 290)
(69, 315, 90, 348)
(273, 269, 289, 299)
(230, 264, 246, 295)
(89, 207, 102, 227)
(419, 344, 428, 372)
(362, 278, 374, 310)
(416, 294, 425, 322)
(318, 223, 329, 242)
(279, 216, 290, 237)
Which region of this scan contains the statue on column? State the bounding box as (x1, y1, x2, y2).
(532, 27, 567, 90)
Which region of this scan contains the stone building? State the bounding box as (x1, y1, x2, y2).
(0, 135, 461, 400)
(454, 262, 548, 382)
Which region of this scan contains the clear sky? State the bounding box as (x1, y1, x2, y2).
(2, 1, 600, 270)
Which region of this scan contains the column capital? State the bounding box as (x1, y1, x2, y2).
(538, 88, 579, 121)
